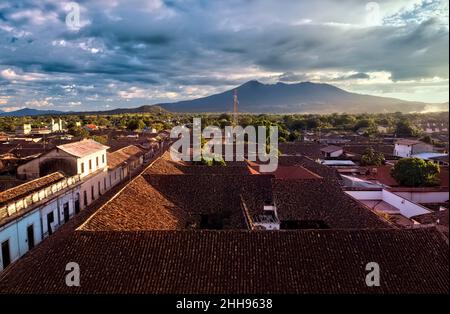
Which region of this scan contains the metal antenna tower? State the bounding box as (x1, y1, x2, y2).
(232, 89, 239, 126)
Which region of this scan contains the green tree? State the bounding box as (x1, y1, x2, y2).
(395, 121, 419, 137)
(68, 126, 89, 138)
(127, 119, 146, 131)
(353, 119, 375, 132)
(288, 130, 301, 142)
(421, 135, 432, 144)
(360, 147, 385, 166)
(91, 135, 108, 145)
(391, 158, 440, 187)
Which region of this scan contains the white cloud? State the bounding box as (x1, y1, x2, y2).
(24, 98, 54, 108)
(1, 106, 24, 112)
(0, 68, 45, 82)
(118, 87, 179, 100)
(10, 9, 59, 25)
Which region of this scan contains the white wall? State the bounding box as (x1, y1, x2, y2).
(16, 211, 42, 256)
(40, 199, 60, 237)
(0, 210, 42, 271)
(394, 144, 412, 158)
(78, 149, 107, 178)
(382, 190, 430, 218)
(394, 191, 449, 203)
(330, 149, 343, 157)
(79, 169, 108, 209)
(0, 184, 81, 271)
(17, 149, 77, 179)
(346, 189, 430, 218)
(0, 223, 20, 271)
(346, 190, 383, 200)
(108, 167, 123, 189)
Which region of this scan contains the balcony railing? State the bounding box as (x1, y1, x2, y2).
(0, 174, 81, 222)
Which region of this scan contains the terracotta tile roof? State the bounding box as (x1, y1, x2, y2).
(412, 209, 449, 227)
(57, 139, 109, 158)
(0, 172, 64, 207)
(80, 174, 269, 231)
(279, 142, 325, 159)
(107, 145, 144, 169)
(344, 144, 395, 159)
(0, 228, 447, 294)
(277, 155, 341, 180)
(0, 142, 51, 158)
(147, 151, 252, 175)
(247, 163, 322, 180)
(271, 179, 390, 229)
(395, 139, 424, 146)
(83, 163, 386, 231)
(320, 145, 343, 153)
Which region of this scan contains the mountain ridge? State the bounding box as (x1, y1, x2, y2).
(156, 80, 446, 113)
(1, 81, 448, 116)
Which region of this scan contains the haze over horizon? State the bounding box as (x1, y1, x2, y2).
(0, 0, 449, 112)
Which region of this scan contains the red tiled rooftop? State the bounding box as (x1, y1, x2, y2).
(395, 139, 424, 146)
(0, 172, 64, 207)
(320, 145, 343, 153)
(0, 228, 447, 294)
(107, 145, 144, 169)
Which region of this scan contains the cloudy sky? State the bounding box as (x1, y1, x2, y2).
(0, 0, 448, 112)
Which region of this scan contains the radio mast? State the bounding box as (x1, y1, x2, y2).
(232, 89, 239, 126)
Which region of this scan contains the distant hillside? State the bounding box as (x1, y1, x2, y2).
(1, 82, 447, 116)
(0, 108, 64, 117)
(0, 105, 166, 117)
(157, 80, 446, 114)
(79, 105, 167, 115)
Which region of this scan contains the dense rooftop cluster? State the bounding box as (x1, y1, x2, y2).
(0, 136, 448, 294)
(0, 228, 447, 294)
(80, 151, 387, 232)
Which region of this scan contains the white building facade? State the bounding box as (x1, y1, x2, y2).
(0, 173, 82, 271)
(393, 139, 433, 158)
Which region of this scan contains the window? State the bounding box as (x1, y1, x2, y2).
(91, 186, 95, 201)
(104, 178, 107, 190)
(98, 181, 101, 196)
(1, 240, 11, 269)
(47, 211, 54, 236)
(81, 163, 85, 173)
(83, 191, 88, 207)
(74, 193, 80, 214)
(89, 159, 92, 170)
(96, 156, 99, 167)
(27, 224, 35, 250)
(102, 154, 105, 164)
(63, 202, 70, 223)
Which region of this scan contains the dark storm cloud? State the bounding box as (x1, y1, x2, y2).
(333, 72, 371, 81)
(0, 0, 448, 110)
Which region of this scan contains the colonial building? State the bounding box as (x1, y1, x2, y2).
(0, 172, 81, 271)
(17, 139, 109, 210)
(107, 145, 145, 188)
